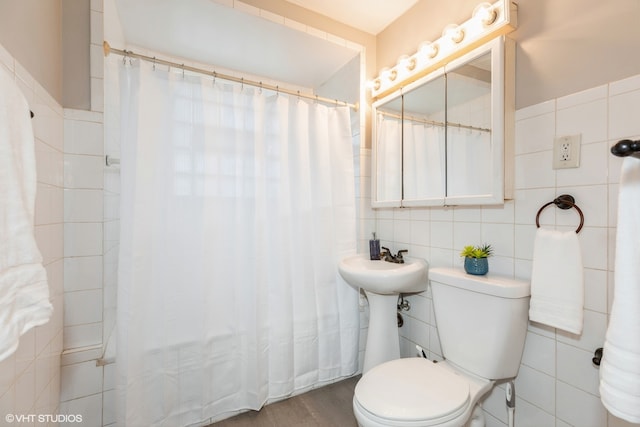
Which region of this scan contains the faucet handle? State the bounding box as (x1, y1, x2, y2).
(396, 249, 408, 263)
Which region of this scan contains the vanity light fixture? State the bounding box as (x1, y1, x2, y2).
(369, 0, 517, 99)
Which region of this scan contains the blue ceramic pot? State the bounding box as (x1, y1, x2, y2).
(464, 257, 488, 275)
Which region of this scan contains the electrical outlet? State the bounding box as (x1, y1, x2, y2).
(553, 134, 581, 169)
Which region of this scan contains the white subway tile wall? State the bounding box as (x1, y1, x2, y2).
(371, 74, 640, 427)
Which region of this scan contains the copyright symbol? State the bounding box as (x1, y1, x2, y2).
(5, 414, 14, 423)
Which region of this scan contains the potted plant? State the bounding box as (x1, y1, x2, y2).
(460, 244, 493, 275)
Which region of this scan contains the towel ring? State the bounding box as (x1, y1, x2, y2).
(535, 194, 584, 234)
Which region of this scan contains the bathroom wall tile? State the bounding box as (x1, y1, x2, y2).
(557, 99, 607, 145)
(428, 247, 453, 268)
(555, 185, 607, 228)
(584, 268, 607, 314)
(393, 219, 411, 246)
(64, 256, 103, 292)
(556, 141, 609, 187)
(63, 324, 103, 350)
(577, 227, 608, 270)
(430, 220, 453, 249)
(515, 99, 555, 122)
(35, 140, 64, 187)
(60, 361, 103, 402)
(430, 206, 453, 221)
(515, 364, 555, 414)
(481, 223, 514, 257)
(521, 331, 556, 376)
(59, 393, 103, 427)
(64, 119, 104, 155)
(557, 309, 607, 353)
(514, 224, 536, 261)
(513, 188, 557, 226)
(481, 200, 514, 224)
(63, 289, 103, 326)
(514, 396, 556, 427)
(103, 389, 115, 425)
(64, 223, 103, 257)
(557, 85, 607, 110)
(403, 294, 429, 324)
(514, 111, 555, 155)
(91, 77, 105, 113)
(410, 219, 430, 247)
(452, 206, 481, 222)
(103, 363, 115, 391)
(609, 88, 640, 140)
(556, 381, 607, 427)
(90, 44, 104, 79)
(64, 189, 104, 223)
(514, 151, 555, 190)
(610, 74, 640, 96)
(557, 342, 600, 396)
(480, 385, 508, 425)
(14, 362, 35, 414)
(453, 222, 481, 254)
(64, 154, 104, 189)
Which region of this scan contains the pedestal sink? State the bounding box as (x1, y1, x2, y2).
(338, 254, 428, 373)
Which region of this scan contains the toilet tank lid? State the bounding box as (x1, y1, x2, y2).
(430, 267, 530, 298)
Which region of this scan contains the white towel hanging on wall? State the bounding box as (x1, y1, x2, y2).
(0, 66, 53, 362)
(599, 157, 640, 424)
(528, 227, 584, 334)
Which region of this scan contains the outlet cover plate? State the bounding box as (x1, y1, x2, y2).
(553, 134, 581, 169)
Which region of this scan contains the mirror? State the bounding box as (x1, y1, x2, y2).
(445, 51, 493, 199)
(374, 95, 403, 206)
(402, 70, 446, 205)
(372, 37, 512, 207)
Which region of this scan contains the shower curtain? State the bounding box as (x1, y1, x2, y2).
(114, 59, 359, 426)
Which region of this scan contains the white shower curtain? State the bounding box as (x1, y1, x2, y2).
(115, 59, 359, 426)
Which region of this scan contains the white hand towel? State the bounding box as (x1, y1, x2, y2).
(599, 157, 640, 423)
(529, 227, 584, 334)
(0, 66, 53, 362)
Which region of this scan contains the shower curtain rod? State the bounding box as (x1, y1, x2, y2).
(103, 41, 358, 111)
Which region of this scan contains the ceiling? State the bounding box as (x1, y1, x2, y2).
(113, 0, 415, 89)
(284, 0, 419, 35)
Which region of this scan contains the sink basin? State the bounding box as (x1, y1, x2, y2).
(338, 254, 428, 294)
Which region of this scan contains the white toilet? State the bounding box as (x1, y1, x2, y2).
(353, 267, 530, 427)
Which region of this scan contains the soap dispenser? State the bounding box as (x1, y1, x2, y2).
(369, 232, 381, 260)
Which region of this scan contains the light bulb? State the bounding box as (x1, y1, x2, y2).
(443, 24, 465, 43)
(419, 41, 439, 59)
(473, 2, 498, 25)
(397, 55, 417, 71)
(367, 79, 381, 91)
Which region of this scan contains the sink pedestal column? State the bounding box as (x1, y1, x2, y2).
(362, 291, 400, 373)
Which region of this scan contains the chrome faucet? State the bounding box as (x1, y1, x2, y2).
(380, 247, 408, 264)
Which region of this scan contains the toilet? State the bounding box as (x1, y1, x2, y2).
(353, 267, 530, 427)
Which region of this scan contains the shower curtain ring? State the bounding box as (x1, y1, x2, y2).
(181, 64, 185, 79)
(152, 56, 156, 71)
(212, 71, 217, 85)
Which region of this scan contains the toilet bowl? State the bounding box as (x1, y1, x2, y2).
(352, 268, 531, 427)
(353, 358, 492, 427)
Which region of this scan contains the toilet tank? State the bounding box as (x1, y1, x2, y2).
(430, 267, 530, 380)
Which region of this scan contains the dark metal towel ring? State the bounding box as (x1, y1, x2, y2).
(535, 194, 584, 234)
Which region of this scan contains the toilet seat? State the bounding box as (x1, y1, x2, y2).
(354, 358, 471, 426)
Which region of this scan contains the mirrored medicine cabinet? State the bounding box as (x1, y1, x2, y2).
(372, 36, 514, 208)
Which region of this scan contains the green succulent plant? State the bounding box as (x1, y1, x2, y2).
(460, 243, 493, 259)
